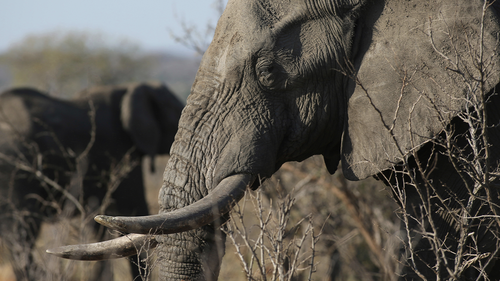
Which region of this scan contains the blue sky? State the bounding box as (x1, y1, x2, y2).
(0, 0, 227, 55)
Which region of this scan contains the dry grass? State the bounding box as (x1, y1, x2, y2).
(219, 156, 400, 281)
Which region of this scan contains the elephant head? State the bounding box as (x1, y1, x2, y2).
(48, 0, 500, 280)
(105, 82, 183, 171)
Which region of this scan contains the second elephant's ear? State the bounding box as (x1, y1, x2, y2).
(121, 83, 162, 172)
(341, 0, 500, 180)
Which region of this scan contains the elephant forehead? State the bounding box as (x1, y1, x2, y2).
(342, 0, 500, 180)
(207, 0, 347, 78)
(227, 0, 291, 28)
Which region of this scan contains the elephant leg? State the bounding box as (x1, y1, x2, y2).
(91, 222, 145, 280)
(6, 214, 42, 281)
(381, 131, 500, 280)
(0, 171, 46, 281)
(89, 221, 116, 281)
(111, 167, 150, 279)
(123, 207, 149, 279)
(399, 186, 500, 280)
(397, 185, 455, 280)
(122, 197, 150, 279)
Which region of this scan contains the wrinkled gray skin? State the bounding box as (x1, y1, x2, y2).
(61, 0, 500, 280)
(0, 83, 183, 280)
(150, 0, 500, 280)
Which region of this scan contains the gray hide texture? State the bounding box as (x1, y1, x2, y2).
(342, 0, 500, 180)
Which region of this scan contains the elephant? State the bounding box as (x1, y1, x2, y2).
(48, 0, 500, 280)
(0, 83, 183, 280)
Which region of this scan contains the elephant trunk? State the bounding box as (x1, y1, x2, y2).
(151, 82, 260, 280)
(154, 151, 229, 280)
(151, 64, 279, 279)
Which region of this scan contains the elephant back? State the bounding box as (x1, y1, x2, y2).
(0, 88, 92, 165)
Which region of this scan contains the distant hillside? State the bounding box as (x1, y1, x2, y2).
(0, 49, 201, 101)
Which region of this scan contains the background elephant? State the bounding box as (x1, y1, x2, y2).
(50, 0, 500, 280)
(0, 83, 183, 280)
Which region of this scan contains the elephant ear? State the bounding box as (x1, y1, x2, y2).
(120, 83, 162, 172)
(341, 0, 500, 180)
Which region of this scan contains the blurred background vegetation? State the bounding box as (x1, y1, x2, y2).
(0, 30, 200, 101)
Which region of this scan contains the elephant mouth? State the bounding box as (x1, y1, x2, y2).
(46, 173, 255, 260)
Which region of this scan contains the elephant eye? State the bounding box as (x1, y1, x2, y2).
(258, 65, 274, 76)
(256, 64, 278, 89)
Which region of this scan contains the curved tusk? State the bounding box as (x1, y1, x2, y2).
(46, 234, 157, 260)
(95, 174, 255, 234)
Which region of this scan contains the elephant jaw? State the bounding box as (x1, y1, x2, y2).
(46, 173, 255, 260)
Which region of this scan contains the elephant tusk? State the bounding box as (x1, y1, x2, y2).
(95, 174, 255, 234)
(46, 234, 157, 260)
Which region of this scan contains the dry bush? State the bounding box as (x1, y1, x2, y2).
(219, 156, 401, 281)
(224, 186, 318, 281)
(0, 155, 156, 281)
